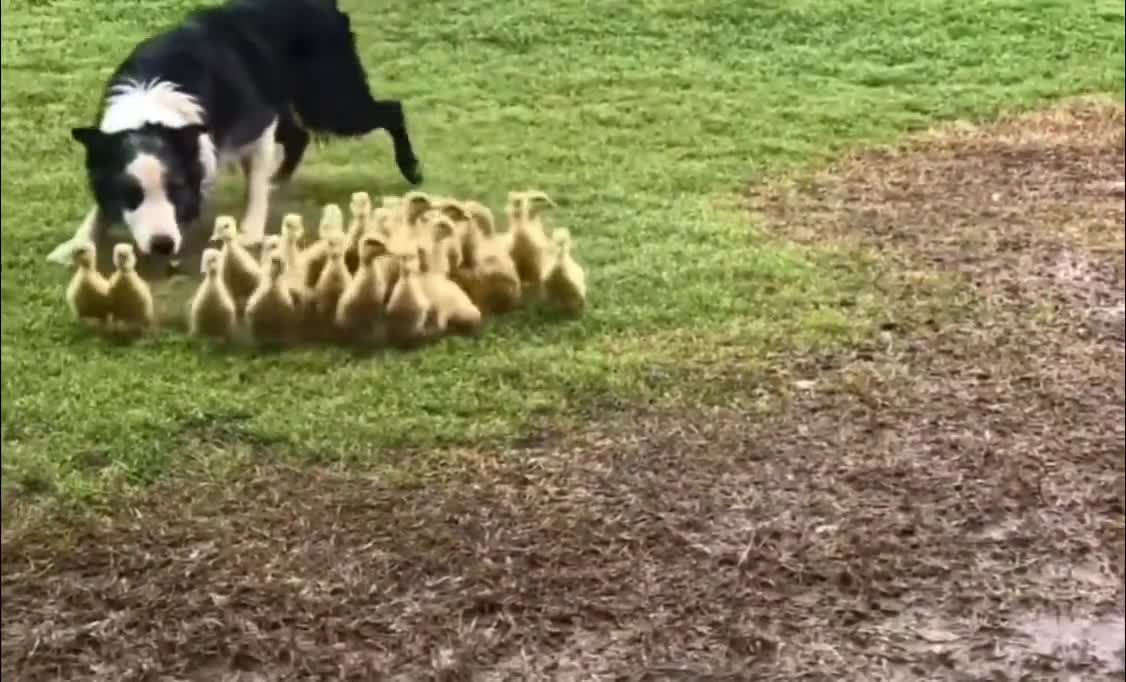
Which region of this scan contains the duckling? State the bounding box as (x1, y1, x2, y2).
(334, 234, 389, 341)
(461, 200, 496, 269)
(423, 213, 463, 276)
(433, 198, 471, 236)
(444, 204, 486, 305)
(384, 250, 432, 348)
(506, 191, 556, 289)
(188, 247, 238, 340)
(518, 189, 559, 214)
(312, 235, 352, 323)
(371, 205, 411, 299)
(65, 241, 111, 327)
(105, 242, 155, 334)
(245, 249, 299, 344)
(401, 190, 434, 228)
(301, 203, 346, 288)
(541, 227, 586, 316)
(255, 231, 309, 309)
(462, 201, 521, 315)
(279, 213, 306, 280)
(371, 206, 398, 241)
(432, 197, 469, 223)
(418, 245, 482, 337)
(345, 191, 373, 273)
(211, 215, 260, 301)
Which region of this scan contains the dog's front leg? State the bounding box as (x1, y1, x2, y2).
(46, 206, 102, 265)
(238, 119, 278, 246)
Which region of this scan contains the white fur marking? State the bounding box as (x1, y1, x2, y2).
(237, 118, 279, 245)
(199, 133, 219, 197)
(123, 153, 181, 255)
(100, 79, 204, 132)
(100, 78, 219, 197)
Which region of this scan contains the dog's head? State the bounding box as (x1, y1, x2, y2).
(71, 122, 208, 256)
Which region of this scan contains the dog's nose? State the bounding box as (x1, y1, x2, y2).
(150, 235, 176, 256)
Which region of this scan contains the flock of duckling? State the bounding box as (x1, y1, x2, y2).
(64, 189, 587, 348)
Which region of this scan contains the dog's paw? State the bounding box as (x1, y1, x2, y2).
(47, 239, 77, 265)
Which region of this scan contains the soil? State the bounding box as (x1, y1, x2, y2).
(3, 97, 1124, 681)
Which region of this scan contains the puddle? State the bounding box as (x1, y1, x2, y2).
(1015, 613, 1126, 674)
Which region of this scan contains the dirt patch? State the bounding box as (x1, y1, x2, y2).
(4, 97, 1124, 680)
(749, 95, 1125, 337)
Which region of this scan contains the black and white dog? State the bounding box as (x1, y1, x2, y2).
(47, 0, 422, 264)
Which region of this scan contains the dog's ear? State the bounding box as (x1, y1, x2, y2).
(172, 123, 208, 144)
(71, 126, 108, 149)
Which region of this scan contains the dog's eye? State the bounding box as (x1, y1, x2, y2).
(120, 183, 144, 211)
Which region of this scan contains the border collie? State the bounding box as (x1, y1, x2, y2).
(47, 0, 422, 264)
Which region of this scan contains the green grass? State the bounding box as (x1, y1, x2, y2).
(2, 0, 1122, 508)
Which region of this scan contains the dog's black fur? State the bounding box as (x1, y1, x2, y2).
(65, 0, 422, 257)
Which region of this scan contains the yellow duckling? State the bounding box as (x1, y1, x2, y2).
(460, 200, 495, 271)
(506, 190, 556, 289)
(371, 206, 409, 300)
(211, 215, 260, 301)
(245, 248, 300, 345)
(421, 212, 462, 276)
(541, 227, 586, 316)
(385, 250, 432, 348)
(418, 245, 482, 337)
(431, 198, 472, 252)
(371, 206, 399, 241)
(188, 247, 238, 340)
(433, 197, 471, 226)
(345, 191, 373, 274)
(64, 241, 110, 327)
(463, 201, 521, 315)
(105, 242, 155, 334)
(401, 190, 434, 228)
(279, 213, 306, 280)
(302, 203, 346, 288)
(334, 234, 389, 341)
(312, 234, 352, 323)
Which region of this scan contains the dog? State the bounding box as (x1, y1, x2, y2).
(47, 0, 423, 265)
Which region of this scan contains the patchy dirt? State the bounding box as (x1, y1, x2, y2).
(3, 97, 1124, 680)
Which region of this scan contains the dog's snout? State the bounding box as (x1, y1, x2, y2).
(150, 234, 176, 256)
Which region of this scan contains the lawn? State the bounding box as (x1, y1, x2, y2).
(1, 0, 1122, 508)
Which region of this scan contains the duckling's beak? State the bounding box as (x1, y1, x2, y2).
(529, 193, 557, 209)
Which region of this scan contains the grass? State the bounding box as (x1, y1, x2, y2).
(1, 0, 1122, 509)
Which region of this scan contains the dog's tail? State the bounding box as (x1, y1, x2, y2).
(287, 2, 387, 137)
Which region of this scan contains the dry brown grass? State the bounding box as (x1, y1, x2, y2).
(3, 97, 1124, 680)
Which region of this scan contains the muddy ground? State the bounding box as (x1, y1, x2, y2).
(3, 97, 1124, 680)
